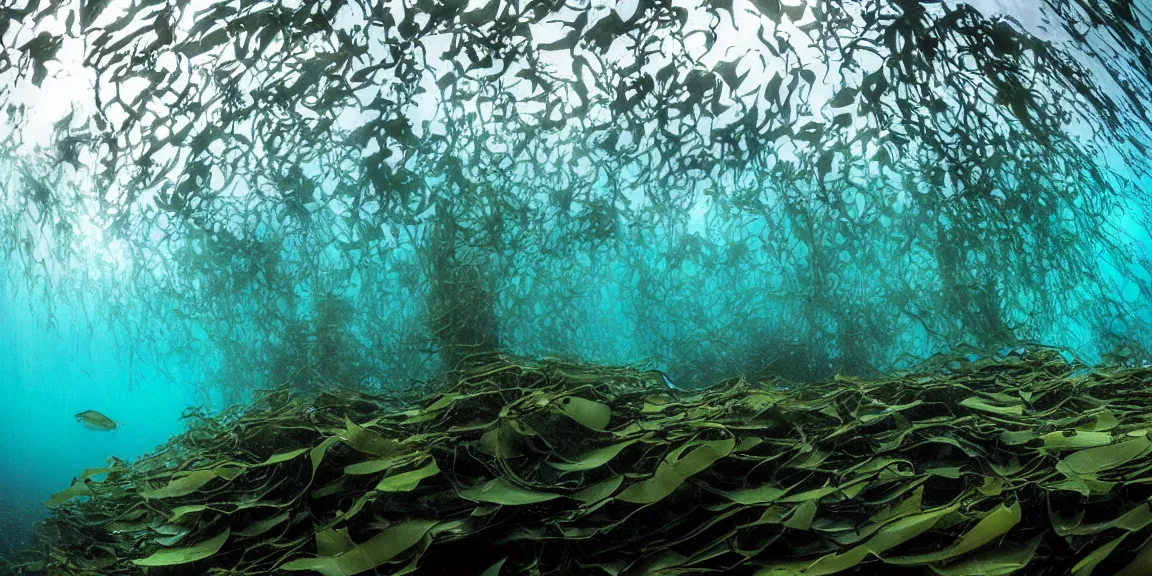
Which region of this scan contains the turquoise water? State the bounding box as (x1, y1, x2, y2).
(0, 283, 192, 553)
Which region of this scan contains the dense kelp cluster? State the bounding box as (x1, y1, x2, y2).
(6, 349, 1152, 574)
(0, 1, 1150, 398)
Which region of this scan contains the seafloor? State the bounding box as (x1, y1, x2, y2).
(3, 348, 1151, 575)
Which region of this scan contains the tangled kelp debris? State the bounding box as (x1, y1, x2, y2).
(7, 351, 1152, 575)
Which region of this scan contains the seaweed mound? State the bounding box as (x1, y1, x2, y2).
(5, 350, 1152, 575)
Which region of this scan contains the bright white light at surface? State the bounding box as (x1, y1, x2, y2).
(9, 19, 97, 148)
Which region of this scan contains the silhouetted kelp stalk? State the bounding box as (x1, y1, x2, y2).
(6, 347, 1152, 574)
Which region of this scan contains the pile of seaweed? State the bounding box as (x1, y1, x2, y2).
(5, 349, 1152, 575)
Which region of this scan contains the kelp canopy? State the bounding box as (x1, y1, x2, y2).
(0, 1, 1149, 396)
(7, 348, 1152, 574)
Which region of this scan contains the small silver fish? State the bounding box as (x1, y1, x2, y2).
(76, 410, 117, 431)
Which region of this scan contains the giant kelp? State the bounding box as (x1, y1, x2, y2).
(7, 349, 1152, 574)
(0, 1, 1149, 398)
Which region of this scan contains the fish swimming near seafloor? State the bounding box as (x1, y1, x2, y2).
(75, 410, 117, 431)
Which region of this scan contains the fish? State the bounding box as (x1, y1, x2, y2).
(75, 410, 117, 431)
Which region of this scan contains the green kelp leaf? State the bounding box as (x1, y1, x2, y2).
(457, 477, 562, 505)
(1050, 461, 1093, 496)
(314, 478, 350, 499)
(925, 467, 963, 478)
(281, 520, 438, 576)
(1116, 534, 1152, 576)
(857, 400, 923, 424)
(999, 430, 1035, 445)
(988, 457, 1022, 476)
(478, 421, 524, 459)
(616, 460, 685, 505)
(131, 527, 230, 567)
(736, 436, 764, 452)
(848, 457, 911, 475)
(886, 500, 1022, 565)
(572, 474, 623, 505)
(107, 519, 151, 533)
(336, 491, 382, 524)
(1061, 409, 1120, 433)
(631, 550, 690, 574)
(375, 459, 440, 492)
(344, 455, 407, 475)
(140, 467, 242, 499)
(1062, 436, 1152, 475)
(258, 448, 310, 466)
(778, 485, 839, 504)
(168, 504, 210, 523)
(960, 397, 1024, 416)
(77, 466, 115, 480)
(154, 526, 193, 546)
(317, 528, 356, 556)
(235, 512, 290, 538)
(1039, 430, 1113, 450)
(784, 500, 817, 530)
(722, 483, 790, 505)
(928, 535, 1042, 575)
(341, 417, 402, 456)
(1049, 499, 1086, 536)
(481, 557, 508, 576)
(46, 480, 95, 506)
(550, 439, 638, 472)
(554, 395, 612, 430)
(1061, 501, 1152, 536)
(424, 392, 464, 412)
(866, 503, 961, 554)
(311, 436, 341, 474)
(753, 546, 870, 575)
(671, 437, 736, 476)
(742, 393, 782, 412)
(1072, 532, 1129, 575)
(71, 553, 118, 571)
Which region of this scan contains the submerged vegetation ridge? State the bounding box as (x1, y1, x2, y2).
(6, 347, 1152, 575)
(0, 0, 1151, 398)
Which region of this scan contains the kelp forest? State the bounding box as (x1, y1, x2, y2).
(0, 0, 1151, 574)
